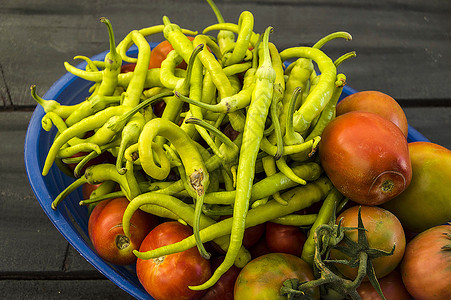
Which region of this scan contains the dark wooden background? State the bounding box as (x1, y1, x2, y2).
(1, 0, 450, 298)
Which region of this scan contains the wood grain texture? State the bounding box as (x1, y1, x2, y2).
(1, 0, 450, 107)
(0, 280, 134, 299)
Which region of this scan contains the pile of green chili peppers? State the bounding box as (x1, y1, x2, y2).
(32, 1, 356, 291)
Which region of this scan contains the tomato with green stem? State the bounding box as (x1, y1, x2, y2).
(330, 205, 406, 280)
(234, 253, 319, 300)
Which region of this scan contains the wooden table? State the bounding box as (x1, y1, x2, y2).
(1, 0, 450, 298)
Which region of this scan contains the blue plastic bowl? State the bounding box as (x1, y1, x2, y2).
(24, 44, 430, 299)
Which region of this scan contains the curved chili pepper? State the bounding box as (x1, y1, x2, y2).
(205, 0, 236, 56)
(138, 117, 210, 258)
(301, 187, 343, 265)
(42, 105, 131, 176)
(51, 161, 140, 210)
(305, 74, 346, 141)
(122, 192, 251, 267)
(30, 85, 84, 119)
(279, 47, 337, 135)
(261, 155, 287, 205)
(121, 30, 150, 107)
(222, 11, 254, 66)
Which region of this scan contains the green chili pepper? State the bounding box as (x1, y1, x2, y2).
(261, 155, 287, 205)
(270, 214, 318, 226)
(131, 177, 333, 270)
(121, 30, 151, 107)
(30, 85, 84, 119)
(138, 117, 210, 258)
(305, 74, 346, 141)
(279, 47, 337, 135)
(51, 162, 140, 210)
(122, 191, 251, 267)
(222, 11, 254, 66)
(194, 26, 276, 290)
(42, 105, 131, 176)
(204, 161, 322, 205)
(115, 113, 145, 174)
(301, 187, 343, 265)
(204, 0, 236, 56)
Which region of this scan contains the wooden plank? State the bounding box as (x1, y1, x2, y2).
(0, 111, 68, 272)
(1, 0, 450, 107)
(404, 106, 451, 149)
(0, 280, 134, 299)
(0, 111, 99, 275)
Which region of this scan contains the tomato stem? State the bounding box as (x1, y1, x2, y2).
(381, 180, 394, 193)
(115, 235, 130, 250)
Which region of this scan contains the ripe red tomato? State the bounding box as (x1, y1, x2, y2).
(337, 91, 409, 137)
(400, 224, 451, 300)
(82, 183, 101, 199)
(319, 111, 412, 205)
(249, 236, 272, 259)
(136, 221, 212, 300)
(242, 222, 266, 249)
(357, 270, 411, 300)
(120, 63, 136, 73)
(201, 256, 241, 300)
(383, 141, 451, 233)
(330, 205, 406, 280)
(265, 222, 307, 257)
(88, 197, 158, 265)
(148, 37, 195, 69)
(234, 253, 320, 300)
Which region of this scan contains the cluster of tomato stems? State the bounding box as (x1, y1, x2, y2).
(280, 206, 395, 300)
(29, 0, 394, 296)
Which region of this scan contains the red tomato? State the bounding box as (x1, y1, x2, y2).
(400, 224, 451, 300)
(82, 183, 101, 199)
(222, 123, 240, 141)
(357, 270, 411, 300)
(337, 91, 409, 137)
(242, 222, 266, 249)
(136, 221, 212, 300)
(330, 206, 406, 280)
(234, 253, 320, 300)
(88, 197, 158, 265)
(383, 142, 451, 233)
(120, 63, 136, 73)
(201, 256, 241, 300)
(265, 222, 307, 257)
(249, 236, 272, 259)
(148, 37, 195, 69)
(319, 111, 412, 205)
